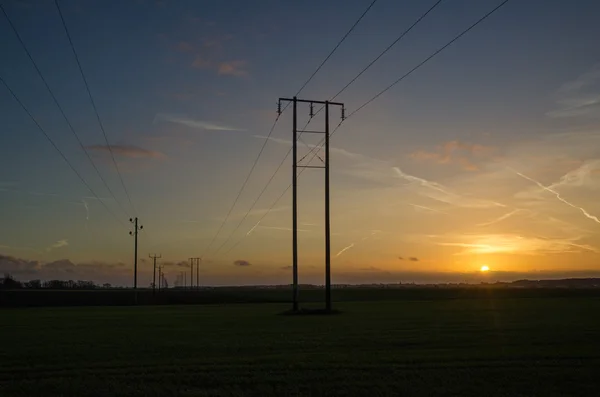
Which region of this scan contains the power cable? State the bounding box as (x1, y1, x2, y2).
(0, 76, 127, 229)
(225, 0, 512, 255)
(54, 0, 137, 216)
(1, 4, 131, 218)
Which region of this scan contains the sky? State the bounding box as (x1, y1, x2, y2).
(1, 0, 600, 286)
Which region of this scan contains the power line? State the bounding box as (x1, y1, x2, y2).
(332, 0, 443, 101)
(306, 0, 444, 127)
(201, 114, 283, 256)
(0, 76, 126, 229)
(0, 4, 131, 218)
(54, 0, 137, 216)
(347, 0, 511, 119)
(218, 0, 447, 244)
(224, 0, 512, 255)
(294, 0, 379, 96)
(203, 0, 378, 257)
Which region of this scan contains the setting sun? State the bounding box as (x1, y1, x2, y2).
(480, 265, 490, 272)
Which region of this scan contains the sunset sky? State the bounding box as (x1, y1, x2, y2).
(2, 0, 600, 286)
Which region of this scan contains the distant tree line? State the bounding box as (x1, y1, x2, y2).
(0, 273, 112, 290)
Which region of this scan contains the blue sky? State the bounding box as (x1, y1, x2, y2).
(1, 0, 600, 286)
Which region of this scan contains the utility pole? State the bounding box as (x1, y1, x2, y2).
(157, 265, 162, 292)
(129, 217, 143, 304)
(190, 258, 193, 290)
(278, 97, 344, 312)
(149, 253, 161, 294)
(189, 257, 201, 290)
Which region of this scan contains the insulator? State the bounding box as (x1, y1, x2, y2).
(341, 106, 346, 120)
(310, 103, 314, 118)
(277, 101, 281, 115)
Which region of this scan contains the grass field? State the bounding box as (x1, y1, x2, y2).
(2, 297, 600, 396)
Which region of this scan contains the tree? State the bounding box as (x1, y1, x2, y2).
(24, 279, 42, 289)
(0, 274, 22, 289)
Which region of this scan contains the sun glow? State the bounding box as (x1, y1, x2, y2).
(480, 265, 490, 272)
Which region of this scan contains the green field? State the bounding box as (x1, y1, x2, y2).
(2, 297, 600, 396)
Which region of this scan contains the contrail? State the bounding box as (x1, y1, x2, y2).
(82, 199, 89, 221)
(246, 220, 261, 236)
(82, 199, 89, 230)
(337, 231, 381, 258)
(407, 202, 448, 215)
(336, 243, 355, 257)
(510, 167, 600, 224)
(477, 209, 523, 227)
(393, 167, 452, 195)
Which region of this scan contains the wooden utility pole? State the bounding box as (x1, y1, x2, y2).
(129, 217, 143, 304)
(149, 253, 161, 294)
(189, 257, 201, 290)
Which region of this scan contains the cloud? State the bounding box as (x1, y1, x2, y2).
(547, 159, 600, 191)
(175, 41, 195, 53)
(218, 60, 248, 77)
(87, 144, 165, 159)
(410, 140, 493, 171)
(47, 239, 68, 251)
(0, 254, 131, 284)
(191, 55, 211, 69)
(154, 113, 245, 131)
(434, 233, 599, 255)
(398, 256, 419, 261)
(547, 64, 600, 118)
(202, 34, 233, 48)
(233, 260, 252, 267)
(162, 260, 189, 268)
(0, 254, 39, 275)
(393, 167, 505, 209)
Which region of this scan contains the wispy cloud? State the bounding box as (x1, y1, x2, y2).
(218, 60, 248, 77)
(547, 64, 600, 118)
(47, 239, 68, 251)
(175, 41, 195, 53)
(191, 55, 211, 69)
(398, 256, 420, 261)
(87, 144, 165, 159)
(254, 135, 368, 161)
(436, 233, 598, 255)
(154, 113, 245, 131)
(547, 159, 600, 191)
(410, 140, 494, 171)
(393, 167, 505, 209)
